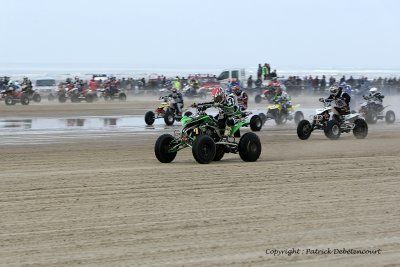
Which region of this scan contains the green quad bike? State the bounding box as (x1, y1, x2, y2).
(154, 103, 263, 164)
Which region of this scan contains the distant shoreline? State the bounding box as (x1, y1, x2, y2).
(1, 64, 400, 80)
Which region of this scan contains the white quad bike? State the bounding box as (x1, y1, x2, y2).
(297, 98, 368, 140)
(359, 99, 396, 124)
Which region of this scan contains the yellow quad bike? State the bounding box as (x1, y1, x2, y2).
(145, 96, 182, 126)
(258, 100, 304, 125)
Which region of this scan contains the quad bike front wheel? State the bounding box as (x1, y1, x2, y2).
(353, 118, 368, 139)
(250, 115, 262, 131)
(254, 94, 262, 103)
(164, 110, 175, 126)
(144, 111, 155, 125)
(154, 134, 177, 163)
(297, 120, 312, 140)
(20, 94, 30, 105)
(324, 120, 341, 140)
(192, 135, 216, 164)
(366, 112, 378, 124)
(385, 110, 395, 124)
(238, 132, 261, 162)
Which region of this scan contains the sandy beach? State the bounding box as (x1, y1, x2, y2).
(1, 96, 399, 266)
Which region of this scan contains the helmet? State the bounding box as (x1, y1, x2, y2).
(212, 87, 226, 104)
(369, 87, 378, 93)
(233, 85, 241, 95)
(171, 88, 177, 94)
(329, 86, 339, 96)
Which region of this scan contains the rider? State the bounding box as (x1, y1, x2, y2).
(8, 80, 22, 94)
(323, 85, 351, 118)
(21, 77, 33, 91)
(192, 87, 239, 137)
(167, 88, 184, 116)
(272, 86, 292, 114)
(233, 85, 248, 111)
(188, 78, 200, 95)
(363, 87, 384, 112)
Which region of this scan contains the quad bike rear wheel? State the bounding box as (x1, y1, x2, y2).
(324, 120, 341, 140)
(275, 114, 287, 125)
(192, 135, 216, 164)
(258, 113, 267, 124)
(5, 96, 15, 105)
(164, 110, 175, 126)
(238, 132, 261, 162)
(155, 134, 177, 163)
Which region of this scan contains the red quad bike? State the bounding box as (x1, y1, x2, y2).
(1, 87, 30, 105)
(58, 87, 97, 103)
(254, 85, 278, 104)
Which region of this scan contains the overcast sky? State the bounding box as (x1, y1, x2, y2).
(1, 0, 399, 70)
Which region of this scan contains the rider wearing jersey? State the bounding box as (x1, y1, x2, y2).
(168, 88, 184, 115)
(363, 87, 384, 112)
(325, 85, 351, 117)
(233, 85, 248, 111)
(192, 87, 239, 137)
(272, 86, 292, 114)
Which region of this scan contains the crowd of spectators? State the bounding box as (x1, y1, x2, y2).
(281, 75, 400, 96)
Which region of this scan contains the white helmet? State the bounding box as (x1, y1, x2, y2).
(329, 86, 339, 95)
(369, 87, 378, 93)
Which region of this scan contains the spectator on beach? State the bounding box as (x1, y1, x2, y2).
(262, 63, 269, 80)
(329, 76, 336, 87)
(257, 64, 262, 80)
(247, 75, 253, 88)
(89, 78, 97, 90)
(266, 64, 271, 79)
(320, 75, 327, 91)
